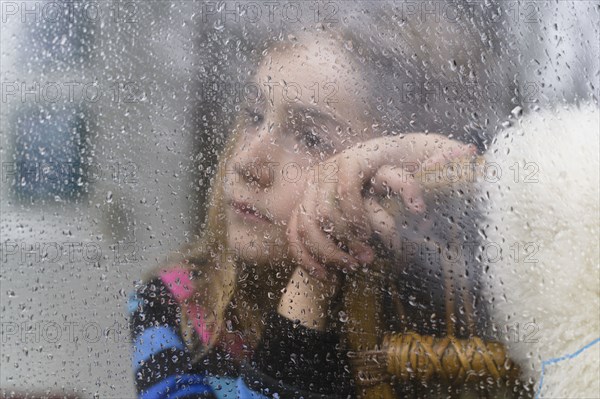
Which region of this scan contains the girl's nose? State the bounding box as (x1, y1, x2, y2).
(236, 160, 275, 187)
(236, 133, 276, 188)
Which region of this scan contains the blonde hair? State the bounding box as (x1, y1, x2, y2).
(162, 120, 280, 361)
(168, 134, 240, 356)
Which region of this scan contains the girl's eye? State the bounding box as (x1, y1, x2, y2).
(302, 129, 323, 149)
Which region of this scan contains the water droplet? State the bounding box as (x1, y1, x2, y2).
(511, 106, 523, 118)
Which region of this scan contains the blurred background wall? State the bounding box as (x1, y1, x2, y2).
(0, 1, 598, 397)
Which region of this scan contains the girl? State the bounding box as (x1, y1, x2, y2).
(129, 26, 477, 398)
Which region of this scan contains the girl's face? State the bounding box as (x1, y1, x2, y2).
(222, 37, 375, 265)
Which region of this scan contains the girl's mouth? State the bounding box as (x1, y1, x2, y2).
(230, 201, 272, 223)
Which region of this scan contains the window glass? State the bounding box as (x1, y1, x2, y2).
(1, 2, 598, 398)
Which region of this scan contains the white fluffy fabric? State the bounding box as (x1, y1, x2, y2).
(479, 104, 600, 398)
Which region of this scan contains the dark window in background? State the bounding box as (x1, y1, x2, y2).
(8, 0, 96, 204)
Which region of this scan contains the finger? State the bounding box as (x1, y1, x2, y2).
(317, 201, 373, 264)
(304, 188, 353, 255)
(333, 156, 374, 245)
(363, 197, 400, 253)
(371, 165, 426, 214)
(412, 143, 478, 190)
(287, 210, 328, 280)
(296, 210, 360, 271)
(364, 196, 397, 240)
(421, 142, 478, 170)
(314, 193, 348, 237)
(345, 239, 375, 265)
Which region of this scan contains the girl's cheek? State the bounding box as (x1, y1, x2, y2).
(277, 174, 306, 205)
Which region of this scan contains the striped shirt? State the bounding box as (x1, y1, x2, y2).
(129, 266, 269, 399)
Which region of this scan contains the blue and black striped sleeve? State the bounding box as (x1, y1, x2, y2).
(129, 278, 216, 399)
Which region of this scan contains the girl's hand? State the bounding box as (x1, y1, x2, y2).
(286, 133, 477, 280)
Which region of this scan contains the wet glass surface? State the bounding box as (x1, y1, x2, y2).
(1, 2, 598, 398)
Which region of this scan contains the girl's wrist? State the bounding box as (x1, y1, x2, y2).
(277, 266, 341, 331)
